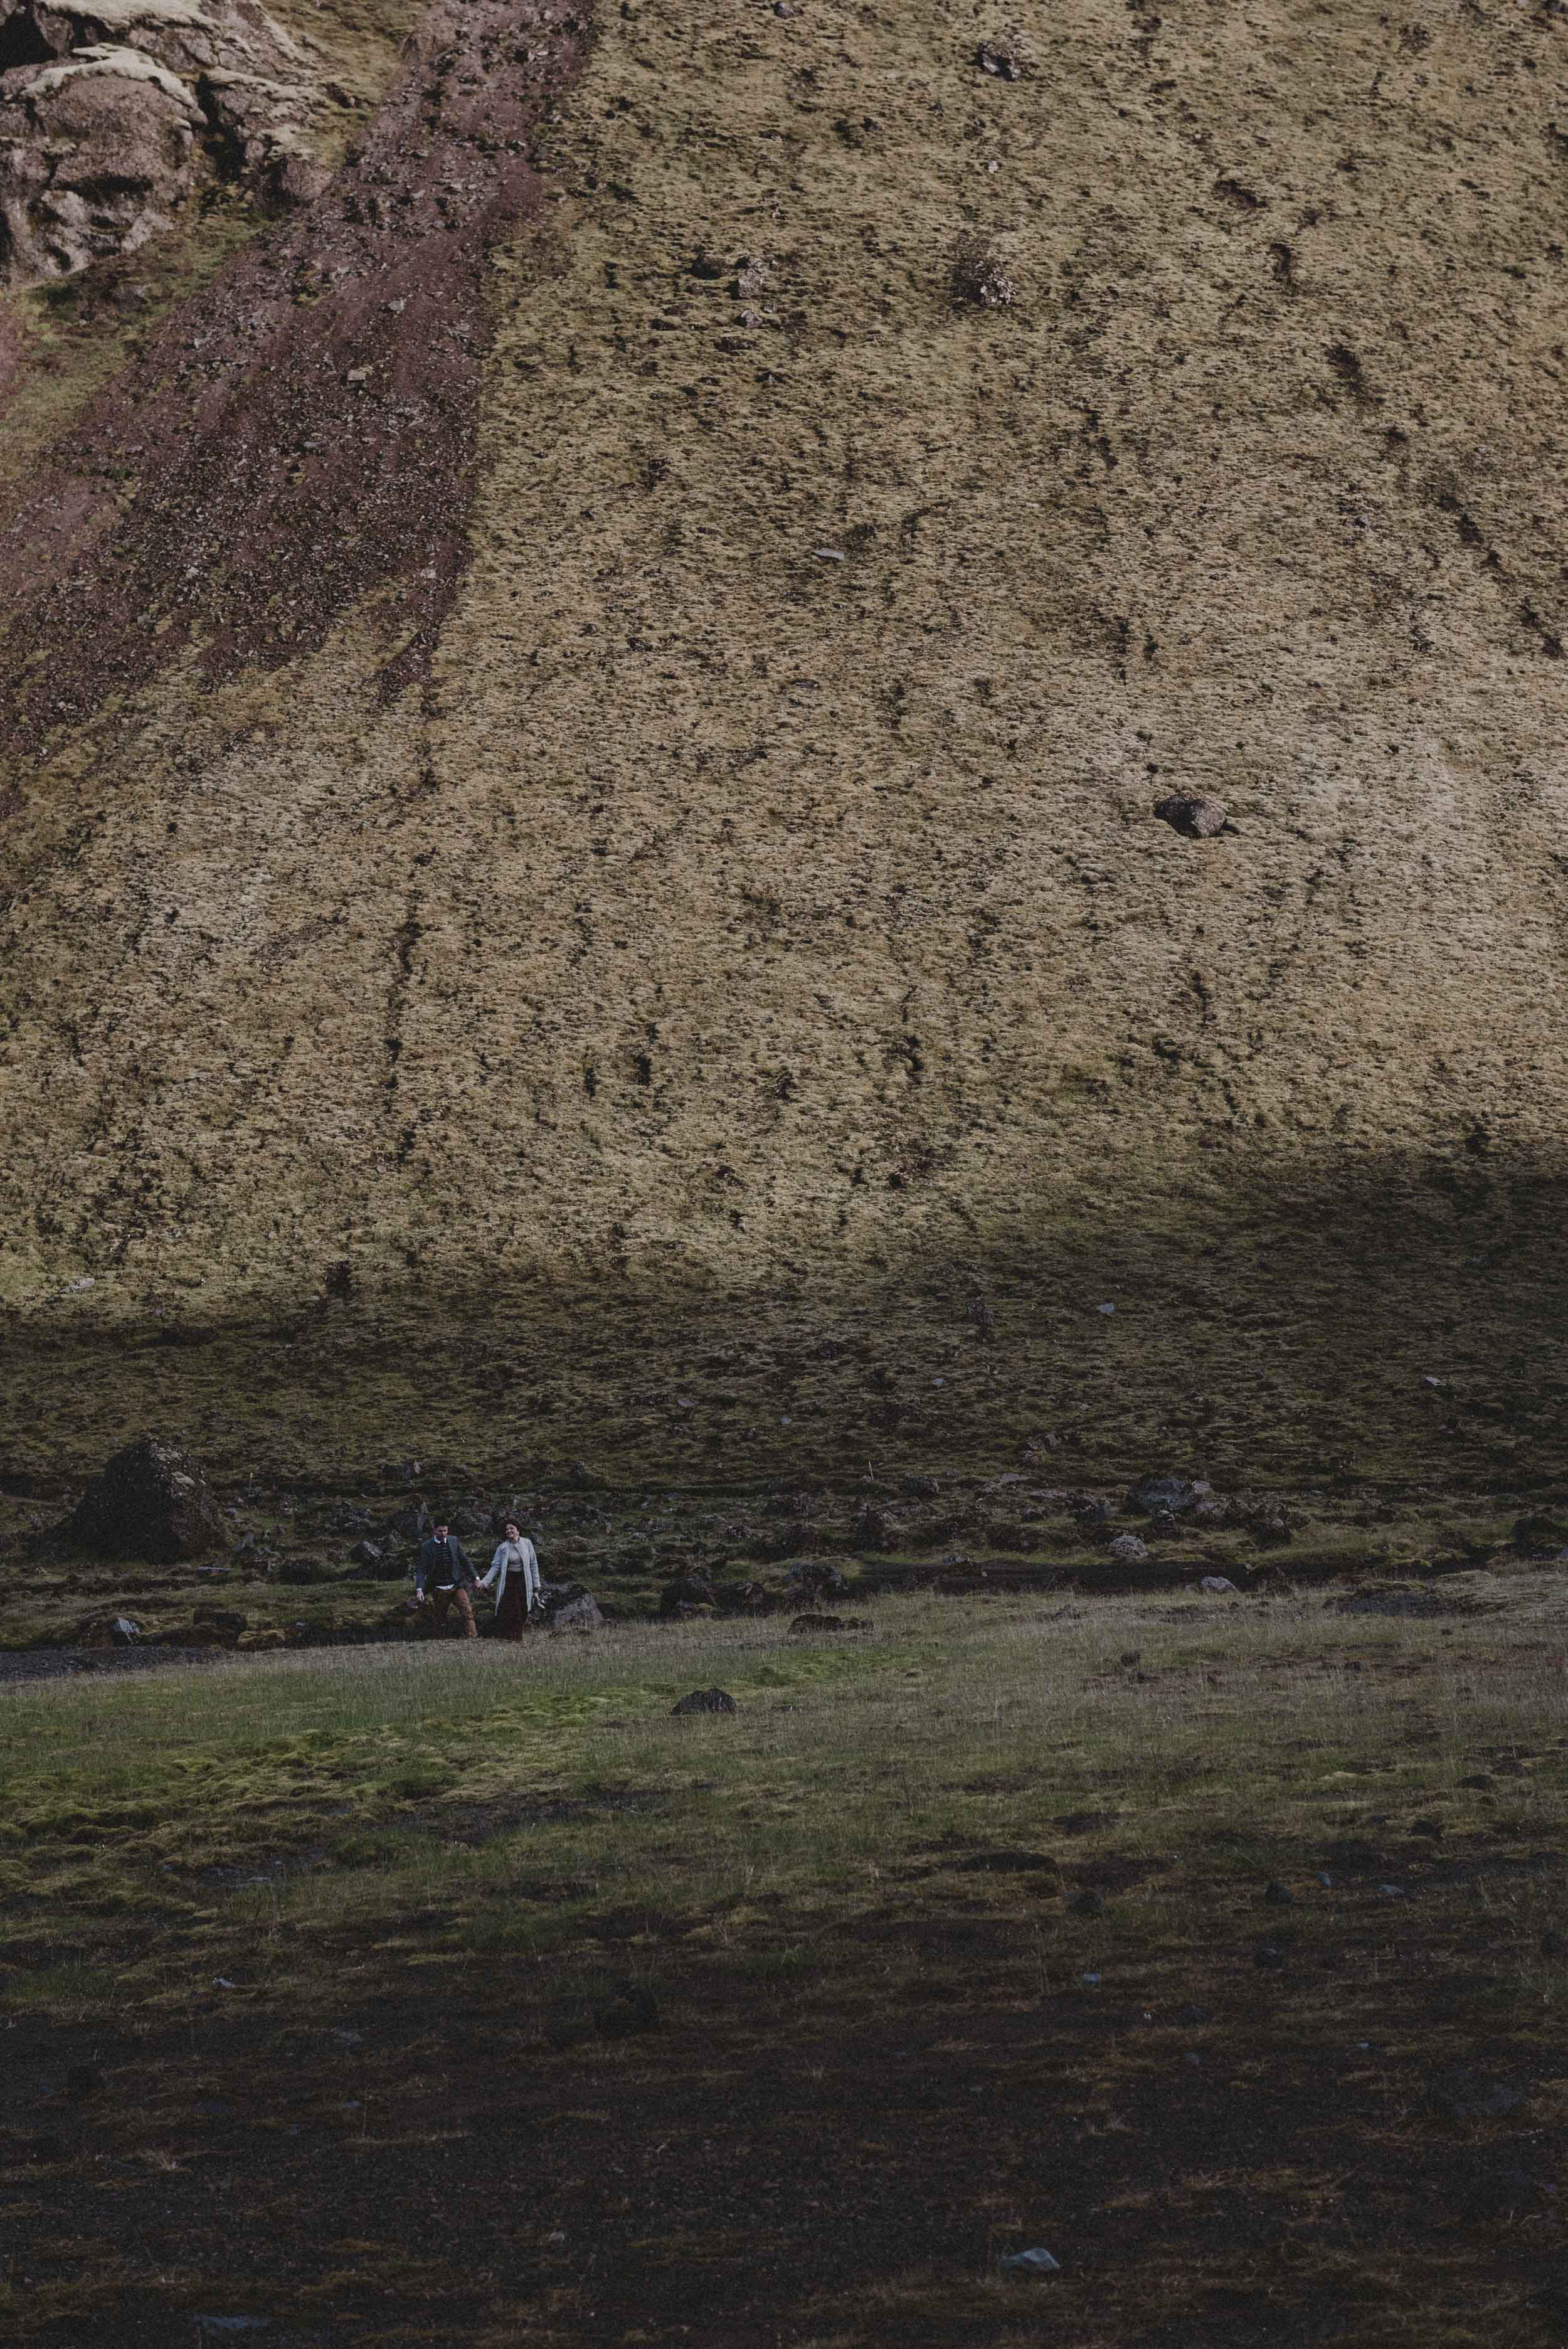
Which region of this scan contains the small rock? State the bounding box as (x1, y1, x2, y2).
(1264, 1880, 1293, 1906)
(1410, 1818, 1445, 1839)
(1153, 793, 1228, 839)
(790, 1614, 845, 1634)
(1200, 1575, 1239, 1594)
(1069, 1889, 1106, 1917)
(1118, 1650, 1142, 1667)
(349, 1539, 382, 1567)
(1184, 2050, 1203, 2069)
(672, 1687, 737, 1716)
(109, 1616, 140, 1646)
(1174, 2003, 1209, 2024)
(999, 2247, 1060, 2277)
(976, 36, 1025, 80)
(63, 2064, 103, 2101)
(1377, 1884, 1406, 1899)
(1108, 1534, 1150, 1566)
(1254, 1945, 1284, 1969)
(540, 1582, 604, 1633)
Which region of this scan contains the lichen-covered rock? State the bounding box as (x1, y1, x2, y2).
(65, 1435, 225, 1561)
(0, 0, 327, 285)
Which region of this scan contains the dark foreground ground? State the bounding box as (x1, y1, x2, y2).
(6, 1893, 1568, 2349)
(4, 1575, 1568, 2349)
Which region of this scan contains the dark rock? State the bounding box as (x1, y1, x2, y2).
(450, 1507, 487, 1539)
(593, 1982, 661, 2038)
(260, 149, 330, 211)
(1458, 1771, 1493, 1790)
(1264, 1879, 1294, 1906)
(1069, 1889, 1106, 1917)
(1254, 1944, 1285, 1969)
(659, 1572, 716, 1618)
(1513, 1513, 1568, 1552)
(63, 2063, 103, 2101)
(349, 1540, 383, 1567)
(1430, 2068, 1530, 2122)
(672, 1687, 737, 1716)
(27, 2130, 71, 2163)
(388, 1503, 432, 1544)
(65, 1436, 225, 1563)
(380, 1458, 421, 1485)
(1542, 1931, 1565, 1959)
(1153, 793, 1228, 839)
(790, 1613, 845, 1634)
(901, 1473, 940, 1498)
(1248, 1509, 1296, 1548)
(1174, 2003, 1209, 2025)
(276, 1555, 337, 1586)
(1410, 1817, 1445, 1839)
(1118, 1650, 1142, 1667)
(1125, 1473, 1199, 1517)
(789, 1559, 848, 1599)
(849, 1505, 887, 1551)
(193, 1607, 247, 1637)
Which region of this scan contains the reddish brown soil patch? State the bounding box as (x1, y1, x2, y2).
(0, 0, 593, 755)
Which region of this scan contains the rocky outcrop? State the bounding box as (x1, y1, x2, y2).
(0, 0, 329, 284)
(65, 1434, 225, 1561)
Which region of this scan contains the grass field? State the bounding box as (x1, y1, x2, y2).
(4, 1576, 1567, 2344)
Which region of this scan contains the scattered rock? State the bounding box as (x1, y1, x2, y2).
(1107, 1533, 1150, 1566)
(951, 230, 1013, 307)
(1153, 793, 1228, 839)
(672, 1687, 737, 1716)
(593, 1982, 661, 2039)
(999, 2247, 1060, 2277)
(975, 35, 1025, 80)
(1264, 1879, 1294, 1906)
(1125, 1473, 1199, 1517)
(276, 1554, 336, 1586)
(65, 1435, 225, 1562)
(1200, 1575, 1239, 1594)
(1429, 2068, 1530, 2122)
(659, 1572, 717, 1618)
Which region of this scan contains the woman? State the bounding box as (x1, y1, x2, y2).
(480, 1519, 541, 1640)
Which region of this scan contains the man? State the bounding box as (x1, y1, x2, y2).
(414, 1520, 480, 1638)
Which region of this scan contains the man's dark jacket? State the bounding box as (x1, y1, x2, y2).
(415, 1532, 478, 1598)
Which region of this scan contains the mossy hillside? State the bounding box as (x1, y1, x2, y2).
(3, 0, 1568, 1488)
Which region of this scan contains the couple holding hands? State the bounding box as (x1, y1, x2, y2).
(413, 1517, 541, 1640)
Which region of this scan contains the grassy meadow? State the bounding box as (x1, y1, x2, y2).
(4, 1575, 1568, 2343)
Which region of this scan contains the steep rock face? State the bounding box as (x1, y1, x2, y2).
(1, 0, 1567, 1486)
(0, 0, 327, 284)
